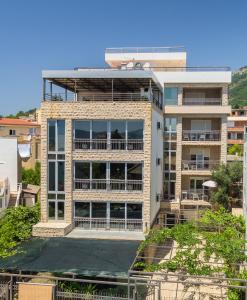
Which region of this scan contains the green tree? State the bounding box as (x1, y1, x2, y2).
(228, 144, 243, 156)
(0, 204, 40, 257)
(22, 161, 40, 186)
(211, 162, 242, 209)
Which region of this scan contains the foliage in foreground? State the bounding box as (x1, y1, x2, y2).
(211, 162, 243, 209)
(0, 204, 40, 258)
(228, 144, 243, 157)
(136, 208, 246, 292)
(22, 161, 41, 186)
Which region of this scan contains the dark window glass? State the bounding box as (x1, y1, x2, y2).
(111, 121, 125, 139)
(164, 87, 178, 105)
(110, 203, 125, 219)
(58, 161, 65, 191)
(75, 202, 90, 217)
(164, 142, 169, 151)
(92, 121, 107, 139)
(128, 121, 143, 139)
(74, 121, 90, 139)
(75, 162, 90, 179)
(92, 163, 106, 179)
(48, 161, 55, 191)
(48, 120, 56, 152)
(57, 120, 65, 151)
(48, 193, 56, 199)
(57, 202, 64, 220)
(110, 163, 125, 180)
(127, 163, 142, 180)
(57, 194, 65, 200)
(127, 204, 142, 219)
(92, 203, 107, 218)
(170, 173, 176, 180)
(48, 154, 56, 160)
(48, 202, 55, 220)
(57, 154, 65, 160)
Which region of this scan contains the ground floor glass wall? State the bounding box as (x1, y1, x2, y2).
(74, 201, 143, 231)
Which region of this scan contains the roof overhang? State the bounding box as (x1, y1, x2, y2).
(42, 69, 163, 92)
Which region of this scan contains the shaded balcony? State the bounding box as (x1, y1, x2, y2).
(183, 88, 222, 105)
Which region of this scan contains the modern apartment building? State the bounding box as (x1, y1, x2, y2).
(228, 108, 247, 147)
(33, 46, 231, 237)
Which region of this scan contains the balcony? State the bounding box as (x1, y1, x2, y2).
(73, 138, 144, 151)
(74, 217, 143, 231)
(182, 160, 219, 171)
(181, 189, 209, 201)
(74, 179, 143, 192)
(183, 98, 222, 105)
(182, 130, 221, 142)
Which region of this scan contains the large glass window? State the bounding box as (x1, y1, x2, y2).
(127, 204, 142, 219)
(75, 162, 90, 179)
(57, 161, 65, 191)
(75, 202, 90, 217)
(127, 163, 142, 180)
(57, 120, 65, 151)
(110, 163, 125, 180)
(48, 202, 56, 220)
(48, 200, 64, 220)
(92, 163, 106, 179)
(74, 121, 90, 139)
(57, 202, 65, 220)
(110, 203, 125, 219)
(111, 121, 125, 139)
(48, 162, 55, 191)
(164, 87, 178, 106)
(48, 120, 65, 152)
(128, 121, 143, 139)
(92, 203, 107, 218)
(48, 120, 56, 152)
(92, 121, 107, 139)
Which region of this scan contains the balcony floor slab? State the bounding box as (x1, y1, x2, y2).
(66, 228, 145, 241)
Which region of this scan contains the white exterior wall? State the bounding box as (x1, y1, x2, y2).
(0, 138, 19, 192)
(153, 71, 231, 85)
(150, 109, 163, 223)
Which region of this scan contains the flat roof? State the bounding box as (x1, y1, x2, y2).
(0, 237, 139, 277)
(42, 69, 162, 92)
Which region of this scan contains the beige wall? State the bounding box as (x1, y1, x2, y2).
(39, 101, 162, 234)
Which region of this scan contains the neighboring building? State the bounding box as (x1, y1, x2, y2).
(0, 118, 41, 169)
(33, 46, 231, 237)
(242, 126, 247, 235)
(228, 107, 247, 147)
(0, 138, 21, 211)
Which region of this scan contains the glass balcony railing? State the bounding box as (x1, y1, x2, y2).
(74, 179, 143, 192)
(183, 98, 222, 105)
(182, 130, 221, 141)
(73, 138, 144, 151)
(182, 160, 219, 171)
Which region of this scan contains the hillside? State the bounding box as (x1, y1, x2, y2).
(229, 67, 247, 107)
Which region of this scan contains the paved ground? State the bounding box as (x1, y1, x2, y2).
(0, 237, 140, 277)
(66, 228, 145, 240)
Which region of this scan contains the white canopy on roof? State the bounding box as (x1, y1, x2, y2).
(202, 180, 217, 188)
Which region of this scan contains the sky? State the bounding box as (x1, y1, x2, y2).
(0, 0, 246, 115)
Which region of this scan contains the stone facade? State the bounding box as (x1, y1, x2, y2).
(35, 100, 162, 236)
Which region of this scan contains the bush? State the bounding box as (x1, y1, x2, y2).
(0, 204, 40, 257)
(22, 161, 40, 186)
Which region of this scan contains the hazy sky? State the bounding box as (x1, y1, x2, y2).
(0, 0, 246, 115)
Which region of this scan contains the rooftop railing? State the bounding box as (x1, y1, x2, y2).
(182, 130, 221, 141)
(182, 160, 219, 171)
(105, 46, 186, 53)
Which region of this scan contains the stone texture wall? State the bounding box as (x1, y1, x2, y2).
(38, 101, 160, 235)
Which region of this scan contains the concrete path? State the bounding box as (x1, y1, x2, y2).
(66, 228, 145, 241)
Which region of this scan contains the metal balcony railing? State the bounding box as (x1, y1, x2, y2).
(74, 179, 143, 192)
(182, 130, 221, 141)
(182, 160, 219, 171)
(74, 138, 144, 151)
(183, 98, 222, 105)
(74, 217, 143, 231)
(181, 189, 209, 201)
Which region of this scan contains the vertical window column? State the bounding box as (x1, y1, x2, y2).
(47, 120, 65, 221)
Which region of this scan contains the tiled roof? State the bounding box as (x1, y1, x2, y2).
(0, 118, 39, 127)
